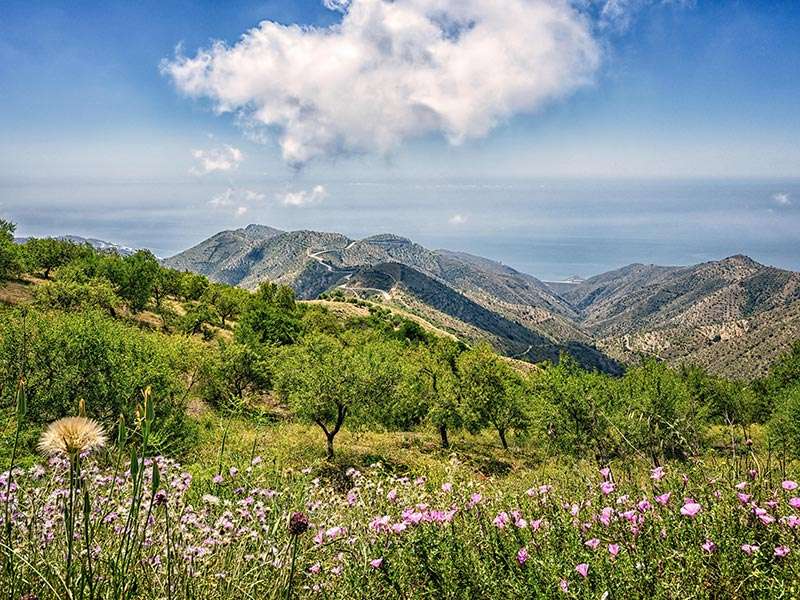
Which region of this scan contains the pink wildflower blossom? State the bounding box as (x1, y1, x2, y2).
(680, 502, 702, 518)
(608, 543, 620, 557)
(370, 558, 383, 569)
(741, 544, 759, 556)
(517, 547, 529, 565)
(585, 538, 600, 550)
(783, 480, 798, 491)
(650, 466, 665, 481)
(774, 545, 790, 557)
(701, 539, 716, 553)
(575, 563, 589, 578)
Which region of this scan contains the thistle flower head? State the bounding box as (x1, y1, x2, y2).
(38, 417, 107, 457)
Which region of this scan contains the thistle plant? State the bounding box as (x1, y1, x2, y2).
(37, 403, 106, 599)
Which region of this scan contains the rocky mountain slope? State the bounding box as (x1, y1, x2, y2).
(165, 225, 616, 372)
(165, 225, 799, 378)
(563, 255, 800, 377)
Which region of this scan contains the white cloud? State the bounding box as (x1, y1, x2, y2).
(163, 0, 600, 167)
(772, 192, 791, 207)
(448, 213, 468, 224)
(208, 188, 264, 215)
(280, 185, 328, 207)
(190, 144, 244, 175)
(323, 0, 351, 12)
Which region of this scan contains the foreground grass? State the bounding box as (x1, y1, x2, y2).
(3, 413, 799, 599)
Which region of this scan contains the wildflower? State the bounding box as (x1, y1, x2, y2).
(539, 484, 553, 495)
(701, 539, 716, 553)
(251, 456, 262, 466)
(734, 481, 748, 490)
(608, 543, 620, 557)
(637, 499, 652, 512)
(369, 558, 383, 569)
(309, 562, 321, 574)
(229, 467, 239, 477)
(517, 547, 529, 565)
(441, 482, 453, 493)
(326, 526, 345, 540)
(347, 490, 358, 506)
(680, 502, 702, 518)
(153, 489, 168, 506)
(468, 493, 482, 508)
(585, 538, 600, 550)
(741, 544, 759, 556)
(212, 474, 223, 485)
(414, 477, 426, 486)
(559, 579, 569, 593)
(650, 466, 665, 481)
(576, 563, 589, 578)
(600, 481, 615, 496)
(655, 492, 671, 505)
(493, 512, 510, 529)
(783, 480, 799, 491)
(737, 493, 751, 504)
(531, 518, 543, 531)
(387, 488, 398, 503)
(288, 512, 310, 536)
(301, 467, 312, 475)
(599, 467, 611, 479)
(38, 417, 106, 456)
(774, 545, 790, 557)
(789, 497, 800, 509)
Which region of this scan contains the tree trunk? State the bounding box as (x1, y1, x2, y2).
(439, 425, 449, 449)
(498, 428, 508, 450)
(326, 433, 335, 460)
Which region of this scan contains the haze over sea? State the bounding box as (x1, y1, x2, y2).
(4, 177, 798, 282)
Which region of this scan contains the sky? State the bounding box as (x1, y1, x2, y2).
(0, 0, 798, 279)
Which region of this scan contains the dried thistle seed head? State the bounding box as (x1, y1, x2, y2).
(38, 417, 107, 456)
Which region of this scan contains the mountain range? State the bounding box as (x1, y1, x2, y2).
(159, 224, 799, 378)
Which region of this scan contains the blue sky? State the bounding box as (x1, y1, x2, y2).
(0, 1, 798, 277)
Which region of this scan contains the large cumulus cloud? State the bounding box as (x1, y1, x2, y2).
(162, 0, 600, 166)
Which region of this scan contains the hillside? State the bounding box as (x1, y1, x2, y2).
(165, 226, 614, 371)
(565, 255, 800, 378)
(163, 228, 800, 378)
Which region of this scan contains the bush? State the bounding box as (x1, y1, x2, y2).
(33, 277, 121, 315)
(0, 308, 202, 453)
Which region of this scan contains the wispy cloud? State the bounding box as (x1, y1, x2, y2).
(190, 144, 244, 175)
(448, 213, 468, 225)
(772, 192, 791, 206)
(163, 0, 600, 167)
(279, 185, 328, 207)
(208, 187, 263, 216)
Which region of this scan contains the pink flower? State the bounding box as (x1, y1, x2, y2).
(531, 518, 543, 531)
(774, 545, 790, 557)
(309, 562, 321, 574)
(493, 512, 510, 529)
(386, 488, 397, 503)
(637, 500, 652, 512)
(391, 522, 407, 534)
(655, 492, 671, 506)
(737, 493, 751, 504)
(468, 493, 482, 508)
(608, 543, 620, 557)
(559, 579, 569, 593)
(735, 481, 748, 490)
(517, 547, 529, 565)
(212, 474, 223, 485)
(680, 502, 702, 518)
(741, 544, 759, 556)
(599, 467, 611, 479)
(789, 497, 800, 509)
(575, 563, 589, 578)
(370, 558, 384, 569)
(783, 480, 799, 491)
(599, 506, 614, 526)
(441, 482, 453, 493)
(539, 484, 553, 495)
(585, 538, 600, 550)
(650, 466, 665, 481)
(526, 487, 537, 497)
(701, 539, 716, 553)
(600, 481, 615, 496)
